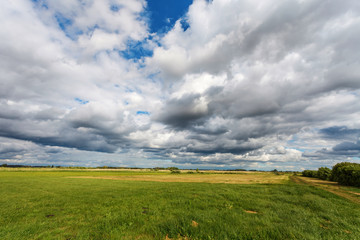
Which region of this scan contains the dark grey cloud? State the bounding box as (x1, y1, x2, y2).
(332, 141, 360, 155)
(185, 144, 262, 155)
(305, 141, 360, 159)
(0, 137, 38, 161)
(170, 156, 264, 166)
(0, 121, 117, 153)
(320, 126, 360, 140)
(0, 144, 26, 159)
(302, 127, 360, 160)
(154, 93, 209, 128)
(333, 141, 360, 151)
(0, 103, 134, 153)
(191, 125, 228, 136)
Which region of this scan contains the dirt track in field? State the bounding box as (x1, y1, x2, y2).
(69, 173, 289, 184)
(291, 176, 360, 204)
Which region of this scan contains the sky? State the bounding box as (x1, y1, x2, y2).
(1, 0, 360, 170)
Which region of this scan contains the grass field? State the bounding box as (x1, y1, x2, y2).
(0, 169, 359, 240)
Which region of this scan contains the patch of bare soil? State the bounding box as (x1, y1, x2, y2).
(291, 176, 360, 204)
(69, 173, 288, 184)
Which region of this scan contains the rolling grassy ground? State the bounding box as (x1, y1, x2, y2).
(0, 169, 359, 240)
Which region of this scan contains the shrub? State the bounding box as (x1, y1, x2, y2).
(302, 162, 360, 187)
(316, 167, 331, 180)
(331, 162, 360, 187)
(302, 170, 317, 177)
(330, 162, 354, 181)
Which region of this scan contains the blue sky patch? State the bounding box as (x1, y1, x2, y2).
(55, 13, 72, 32)
(180, 18, 190, 31)
(54, 12, 78, 39)
(146, 0, 193, 33)
(31, 0, 48, 9)
(110, 5, 122, 12)
(120, 39, 153, 61)
(75, 98, 89, 105)
(136, 111, 150, 115)
(287, 135, 298, 144)
(125, 87, 135, 93)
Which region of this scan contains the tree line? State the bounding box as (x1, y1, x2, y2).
(302, 162, 360, 187)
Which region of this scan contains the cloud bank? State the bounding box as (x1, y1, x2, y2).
(1, 0, 360, 170)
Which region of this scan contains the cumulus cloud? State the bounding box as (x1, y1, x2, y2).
(1, 0, 360, 169)
(147, 0, 360, 168)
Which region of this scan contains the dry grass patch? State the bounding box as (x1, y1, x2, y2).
(244, 210, 258, 214)
(191, 220, 199, 227)
(350, 192, 360, 196)
(69, 172, 288, 184)
(291, 176, 360, 204)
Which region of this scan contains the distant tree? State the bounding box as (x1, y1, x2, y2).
(168, 167, 179, 171)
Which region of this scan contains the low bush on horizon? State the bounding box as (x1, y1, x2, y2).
(302, 162, 360, 187)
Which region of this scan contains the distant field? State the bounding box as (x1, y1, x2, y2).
(69, 171, 288, 184)
(0, 168, 359, 240)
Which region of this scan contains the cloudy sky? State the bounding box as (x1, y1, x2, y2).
(1, 0, 360, 170)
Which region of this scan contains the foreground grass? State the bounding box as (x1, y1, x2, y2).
(0, 170, 359, 239)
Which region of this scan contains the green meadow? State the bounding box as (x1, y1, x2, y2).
(0, 169, 359, 240)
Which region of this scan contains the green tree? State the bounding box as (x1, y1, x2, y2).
(302, 170, 317, 177)
(331, 162, 354, 181)
(317, 167, 331, 180)
(330, 162, 360, 186)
